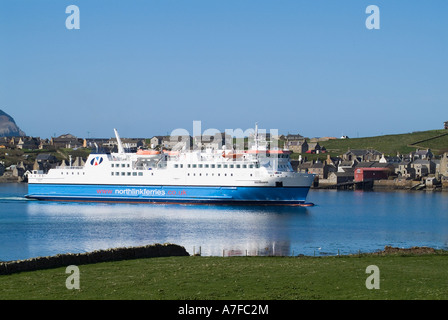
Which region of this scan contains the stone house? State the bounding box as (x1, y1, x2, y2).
(285, 133, 305, 142)
(327, 171, 354, 184)
(308, 162, 328, 179)
(307, 142, 325, 153)
(105, 138, 145, 152)
(12, 162, 27, 178)
(33, 154, 59, 173)
(397, 162, 416, 179)
(411, 149, 433, 160)
(17, 137, 40, 150)
(194, 132, 233, 150)
(51, 134, 83, 149)
(337, 160, 357, 173)
(150, 136, 166, 148)
(162, 135, 193, 150)
(297, 161, 313, 173)
(343, 149, 382, 162)
(39, 139, 52, 150)
(83, 138, 109, 150)
(410, 159, 435, 177)
(440, 152, 448, 177)
(285, 140, 308, 153)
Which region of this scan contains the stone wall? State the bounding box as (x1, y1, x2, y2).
(373, 179, 420, 189)
(0, 243, 189, 275)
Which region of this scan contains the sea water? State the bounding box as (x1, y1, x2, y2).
(1, 183, 448, 261)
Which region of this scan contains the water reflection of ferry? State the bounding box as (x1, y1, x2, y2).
(222, 241, 291, 257)
(26, 126, 315, 206)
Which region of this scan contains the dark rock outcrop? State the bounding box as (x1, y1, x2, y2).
(0, 109, 26, 137)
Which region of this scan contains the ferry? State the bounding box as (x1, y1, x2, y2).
(26, 127, 315, 206)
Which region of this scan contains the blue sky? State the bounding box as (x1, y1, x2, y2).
(0, 1, 447, 139)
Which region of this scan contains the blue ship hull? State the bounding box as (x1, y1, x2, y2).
(26, 184, 313, 206)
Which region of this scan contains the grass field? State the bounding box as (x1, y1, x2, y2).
(288, 129, 448, 161)
(1, 253, 448, 300)
(318, 129, 448, 156)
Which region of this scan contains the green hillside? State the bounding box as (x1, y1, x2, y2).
(310, 129, 448, 158)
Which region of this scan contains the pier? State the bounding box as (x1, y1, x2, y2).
(318, 179, 374, 190)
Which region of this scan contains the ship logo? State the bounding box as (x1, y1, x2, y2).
(90, 156, 104, 166)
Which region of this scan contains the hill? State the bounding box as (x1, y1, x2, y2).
(313, 129, 448, 157)
(0, 109, 26, 137)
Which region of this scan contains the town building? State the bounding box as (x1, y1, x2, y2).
(51, 134, 83, 149)
(411, 149, 433, 160)
(354, 162, 394, 182)
(440, 152, 448, 177)
(343, 149, 382, 162)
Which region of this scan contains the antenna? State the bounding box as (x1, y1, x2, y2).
(114, 128, 125, 154)
(254, 122, 259, 150)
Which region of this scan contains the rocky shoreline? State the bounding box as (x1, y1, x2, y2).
(377, 245, 437, 255)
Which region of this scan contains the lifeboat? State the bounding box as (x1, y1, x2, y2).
(163, 150, 180, 156)
(137, 149, 160, 156)
(222, 152, 245, 159)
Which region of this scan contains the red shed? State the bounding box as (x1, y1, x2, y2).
(354, 167, 390, 182)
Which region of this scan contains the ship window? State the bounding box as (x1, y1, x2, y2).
(111, 164, 114, 167)
(223, 164, 228, 168)
(211, 164, 215, 168)
(138, 172, 143, 176)
(229, 164, 234, 168)
(249, 164, 254, 168)
(193, 173, 196, 176)
(111, 172, 114, 176)
(217, 164, 221, 168)
(121, 164, 125, 167)
(250, 174, 253, 176)
(236, 165, 240, 168)
(218, 173, 220, 176)
(116, 172, 119, 176)
(199, 173, 202, 176)
(61, 172, 63, 175)
(127, 164, 130, 167)
(231, 173, 233, 176)
(133, 172, 137, 176)
(242, 164, 247, 168)
(127, 172, 131, 176)
(188, 173, 190, 176)
(121, 172, 125, 176)
(174, 164, 179, 168)
(199, 164, 203, 168)
(192, 164, 197, 168)
(180, 164, 183, 168)
(224, 173, 227, 176)
(205, 164, 209, 168)
(187, 164, 191, 168)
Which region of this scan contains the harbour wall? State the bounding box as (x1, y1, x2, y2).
(0, 243, 189, 275)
